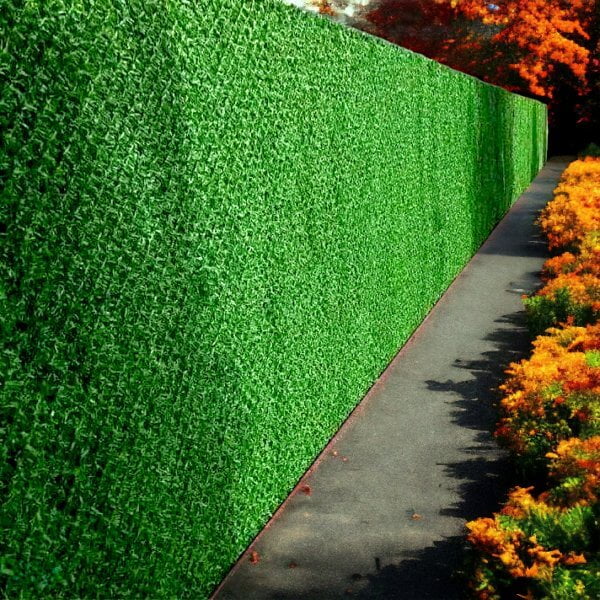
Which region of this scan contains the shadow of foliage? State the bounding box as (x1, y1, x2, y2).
(347, 311, 534, 599)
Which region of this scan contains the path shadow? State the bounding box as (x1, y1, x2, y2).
(428, 308, 536, 493)
(346, 311, 533, 599)
(429, 311, 532, 435)
(353, 539, 468, 600)
(237, 540, 468, 599)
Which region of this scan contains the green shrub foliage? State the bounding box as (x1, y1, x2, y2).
(524, 289, 598, 337)
(0, 0, 546, 596)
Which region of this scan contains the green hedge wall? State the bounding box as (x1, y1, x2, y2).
(1, 0, 546, 597)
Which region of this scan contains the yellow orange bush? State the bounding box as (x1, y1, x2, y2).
(538, 273, 600, 309)
(495, 323, 600, 461)
(528, 207, 600, 335)
(538, 157, 600, 250)
(546, 436, 600, 507)
(466, 487, 595, 600)
(466, 157, 600, 599)
(542, 232, 600, 281)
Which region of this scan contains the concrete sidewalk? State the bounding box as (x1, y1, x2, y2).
(214, 159, 569, 600)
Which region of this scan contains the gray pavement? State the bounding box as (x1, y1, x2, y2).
(214, 159, 569, 600)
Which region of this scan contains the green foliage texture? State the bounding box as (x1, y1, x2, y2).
(0, 0, 547, 597)
(524, 289, 598, 337)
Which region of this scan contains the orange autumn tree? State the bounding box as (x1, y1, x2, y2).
(443, 0, 593, 99)
(367, 1, 593, 98)
(365, 0, 599, 151)
(365, 1, 458, 57)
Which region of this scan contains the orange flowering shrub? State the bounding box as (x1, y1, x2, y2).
(538, 273, 600, 308)
(528, 161, 600, 334)
(466, 487, 597, 599)
(467, 159, 600, 600)
(466, 157, 600, 599)
(542, 251, 579, 280)
(542, 232, 600, 281)
(524, 271, 600, 334)
(546, 436, 600, 507)
(538, 158, 600, 251)
(495, 324, 600, 465)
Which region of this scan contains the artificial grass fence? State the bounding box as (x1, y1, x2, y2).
(1, 0, 546, 597)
